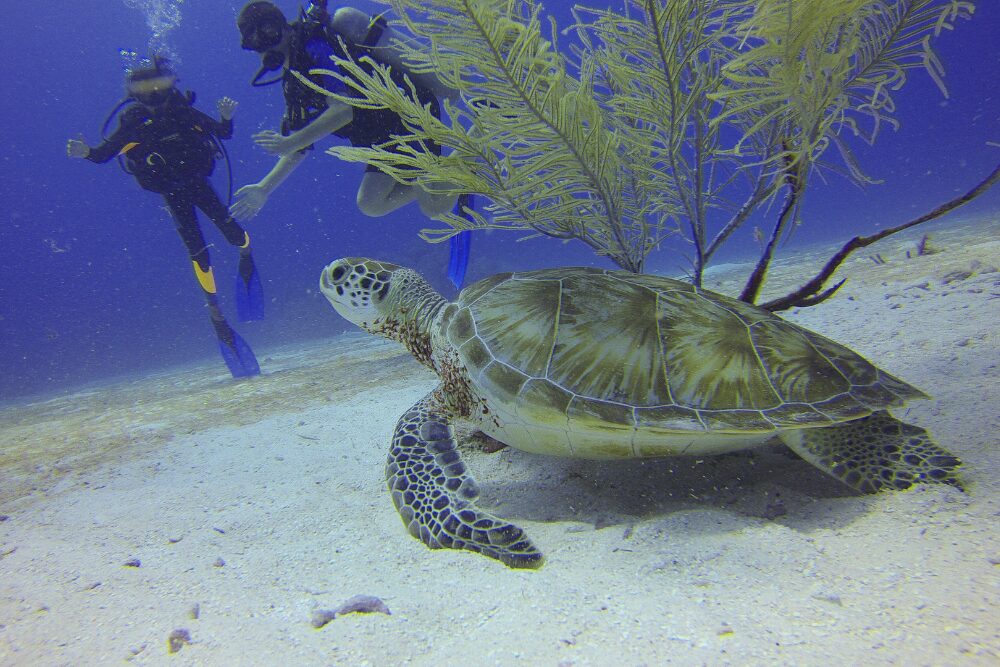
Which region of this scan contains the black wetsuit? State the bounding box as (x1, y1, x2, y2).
(281, 17, 441, 169)
(87, 91, 247, 272)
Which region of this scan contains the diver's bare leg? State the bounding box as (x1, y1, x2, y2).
(357, 171, 457, 218)
(356, 171, 418, 217)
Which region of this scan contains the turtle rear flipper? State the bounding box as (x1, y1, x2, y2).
(780, 411, 963, 493)
(387, 391, 544, 569)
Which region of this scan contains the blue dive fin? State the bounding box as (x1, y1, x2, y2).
(448, 194, 474, 289)
(216, 326, 261, 378)
(447, 232, 470, 289)
(235, 254, 265, 322)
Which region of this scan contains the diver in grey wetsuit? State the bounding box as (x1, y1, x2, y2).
(232, 0, 457, 221)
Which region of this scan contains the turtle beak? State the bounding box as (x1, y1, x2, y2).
(320, 259, 358, 315)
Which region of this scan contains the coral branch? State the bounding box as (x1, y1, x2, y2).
(761, 161, 1000, 312)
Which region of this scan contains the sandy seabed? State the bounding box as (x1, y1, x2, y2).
(1, 216, 998, 666)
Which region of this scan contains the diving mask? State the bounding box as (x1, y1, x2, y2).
(128, 74, 177, 106)
(238, 2, 288, 86)
(238, 1, 287, 51)
(241, 19, 284, 53)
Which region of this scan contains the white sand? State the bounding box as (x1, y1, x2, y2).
(1, 217, 998, 665)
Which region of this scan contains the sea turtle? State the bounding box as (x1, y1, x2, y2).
(319, 258, 962, 568)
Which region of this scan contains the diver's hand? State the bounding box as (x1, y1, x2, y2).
(66, 135, 89, 159)
(253, 130, 293, 156)
(217, 97, 238, 120)
(231, 184, 269, 220)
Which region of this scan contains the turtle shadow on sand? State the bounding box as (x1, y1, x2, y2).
(468, 440, 874, 538)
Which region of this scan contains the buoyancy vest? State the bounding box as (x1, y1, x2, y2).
(280, 15, 389, 135)
(118, 91, 221, 193)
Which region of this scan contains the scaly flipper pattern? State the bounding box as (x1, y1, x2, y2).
(781, 411, 963, 493)
(386, 389, 543, 568)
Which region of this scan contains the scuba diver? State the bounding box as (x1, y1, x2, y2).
(234, 0, 474, 287)
(66, 57, 265, 379)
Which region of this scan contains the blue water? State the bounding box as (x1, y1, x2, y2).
(1, 0, 998, 402)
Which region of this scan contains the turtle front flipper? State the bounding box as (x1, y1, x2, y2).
(387, 390, 544, 568)
(780, 411, 963, 493)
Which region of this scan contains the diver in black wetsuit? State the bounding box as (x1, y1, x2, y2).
(67, 57, 263, 378)
(231, 0, 460, 222)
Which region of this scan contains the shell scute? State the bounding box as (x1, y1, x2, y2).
(479, 361, 529, 406)
(450, 268, 920, 441)
(749, 319, 852, 404)
(459, 271, 513, 305)
(461, 277, 557, 378)
(565, 397, 634, 436)
(447, 306, 476, 346)
(548, 274, 670, 405)
(633, 405, 705, 431)
(459, 337, 492, 372)
(810, 393, 870, 420)
(657, 289, 780, 410)
(516, 379, 572, 428)
(763, 403, 832, 428)
(699, 408, 771, 432)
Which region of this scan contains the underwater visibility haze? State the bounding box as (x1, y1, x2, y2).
(0, 0, 998, 401)
(0, 1, 999, 663)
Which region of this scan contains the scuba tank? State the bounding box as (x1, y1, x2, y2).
(303, 0, 330, 24)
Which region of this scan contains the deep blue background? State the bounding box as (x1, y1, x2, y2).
(1, 0, 997, 402)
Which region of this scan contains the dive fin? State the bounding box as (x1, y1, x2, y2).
(448, 194, 474, 289)
(213, 320, 261, 378)
(235, 254, 265, 322)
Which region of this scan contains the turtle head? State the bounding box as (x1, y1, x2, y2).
(320, 258, 400, 329)
(320, 258, 446, 343)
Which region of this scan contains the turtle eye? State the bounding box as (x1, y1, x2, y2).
(330, 266, 345, 282)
